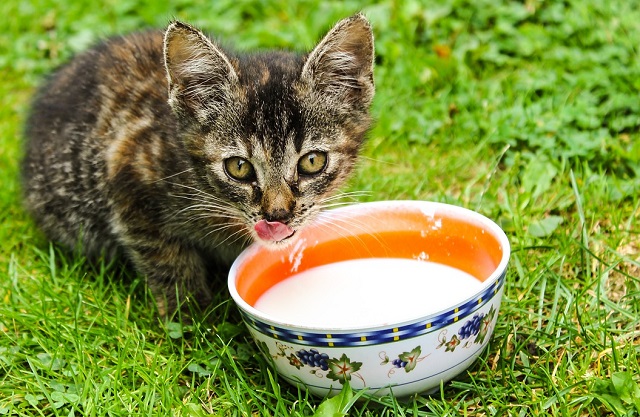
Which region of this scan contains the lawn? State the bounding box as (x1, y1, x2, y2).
(1, 0, 639, 415)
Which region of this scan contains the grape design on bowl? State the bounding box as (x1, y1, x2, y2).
(296, 349, 329, 371)
(438, 305, 497, 352)
(458, 313, 483, 340)
(292, 348, 364, 384)
(261, 343, 365, 384)
(391, 358, 407, 368)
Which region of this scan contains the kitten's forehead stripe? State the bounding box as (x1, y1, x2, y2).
(233, 53, 307, 156)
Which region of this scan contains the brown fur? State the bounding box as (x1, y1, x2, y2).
(22, 15, 375, 315)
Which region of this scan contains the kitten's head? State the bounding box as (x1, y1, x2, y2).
(163, 15, 374, 247)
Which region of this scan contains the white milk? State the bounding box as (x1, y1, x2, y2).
(254, 258, 482, 328)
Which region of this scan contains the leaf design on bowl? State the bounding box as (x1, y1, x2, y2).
(327, 354, 363, 384)
(439, 334, 461, 352)
(386, 346, 422, 372)
(288, 353, 304, 369)
(382, 345, 430, 377)
(398, 346, 422, 372)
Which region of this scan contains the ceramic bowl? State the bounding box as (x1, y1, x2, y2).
(228, 201, 509, 397)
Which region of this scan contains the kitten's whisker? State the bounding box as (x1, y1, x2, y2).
(179, 206, 244, 224)
(318, 201, 363, 210)
(168, 203, 242, 227)
(173, 197, 238, 210)
(171, 196, 239, 213)
(200, 222, 245, 242)
(168, 187, 245, 220)
(221, 229, 254, 249)
(311, 218, 375, 256)
(176, 203, 242, 218)
(319, 190, 371, 204)
(165, 182, 234, 205)
(212, 226, 252, 248)
(315, 210, 390, 253)
(179, 208, 239, 218)
(174, 193, 234, 209)
(313, 219, 353, 241)
(153, 168, 194, 184)
(179, 213, 243, 225)
(204, 222, 243, 235)
(358, 155, 396, 165)
(321, 211, 379, 235)
(167, 197, 245, 230)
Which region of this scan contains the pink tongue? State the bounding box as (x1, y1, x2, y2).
(254, 220, 295, 242)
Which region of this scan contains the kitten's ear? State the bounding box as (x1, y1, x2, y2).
(164, 21, 238, 122)
(301, 13, 375, 109)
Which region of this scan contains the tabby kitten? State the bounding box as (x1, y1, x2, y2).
(22, 14, 375, 315)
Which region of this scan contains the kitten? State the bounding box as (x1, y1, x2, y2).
(21, 14, 375, 315)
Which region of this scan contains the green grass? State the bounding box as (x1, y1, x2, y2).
(2, 0, 640, 415)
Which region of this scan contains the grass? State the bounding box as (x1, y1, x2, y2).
(1, 0, 639, 415)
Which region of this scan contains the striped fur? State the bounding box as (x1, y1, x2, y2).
(22, 14, 375, 315)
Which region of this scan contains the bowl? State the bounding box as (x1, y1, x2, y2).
(228, 201, 509, 397)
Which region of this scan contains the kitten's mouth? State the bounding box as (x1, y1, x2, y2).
(254, 219, 296, 243)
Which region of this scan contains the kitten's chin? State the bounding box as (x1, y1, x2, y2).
(254, 232, 298, 250)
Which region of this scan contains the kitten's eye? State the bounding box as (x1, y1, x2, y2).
(224, 157, 256, 182)
(297, 152, 327, 176)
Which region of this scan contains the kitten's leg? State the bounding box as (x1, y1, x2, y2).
(123, 237, 213, 316)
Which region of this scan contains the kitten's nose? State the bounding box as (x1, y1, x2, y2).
(261, 185, 295, 223)
(264, 208, 293, 223)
